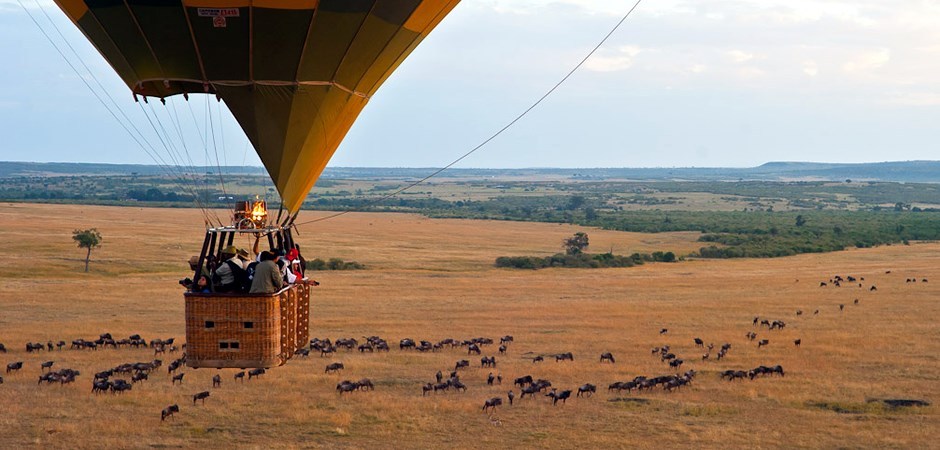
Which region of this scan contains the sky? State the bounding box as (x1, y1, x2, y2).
(0, 0, 938, 169)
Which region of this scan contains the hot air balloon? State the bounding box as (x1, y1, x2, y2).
(54, 0, 460, 368)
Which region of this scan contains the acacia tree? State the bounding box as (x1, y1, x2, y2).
(72, 228, 102, 273)
(563, 232, 589, 255)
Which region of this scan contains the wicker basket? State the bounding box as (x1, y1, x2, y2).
(184, 282, 311, 368)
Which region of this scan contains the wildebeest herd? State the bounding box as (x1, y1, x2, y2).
(0, 270, 924, 424)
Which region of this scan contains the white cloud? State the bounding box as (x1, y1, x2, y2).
(584, 46, 642, 72)
(843, 48, 891, 72)
(802, 60, 819, 77)
(727, 50, 755, 63)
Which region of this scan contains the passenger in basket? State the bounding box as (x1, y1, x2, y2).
(250, 251, 284, 294)
(213, 245, 248, 293)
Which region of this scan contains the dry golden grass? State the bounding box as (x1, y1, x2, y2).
(0, 203, 937, 449)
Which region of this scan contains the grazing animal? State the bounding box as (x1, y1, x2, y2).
(172, 373, 185, 384)
(555, 352, 574, 362)
(467, 344, 481, 355)
(758, 339, 769, 348)
(212, 374, 221, 388)
(193, 391, 210, 405)
(507, 390, 515, 405)
(336, 381, 358, 394)
(839, 304, 845, 311)
(487, 373, 495, 385)
(854, 299, 859, 305)
(519, 385, 540, 399)
(660, 328, 668, 335)
(814, 309, 819, 315)
(455, 360, 470, 371)
(0, 343, 6, 353)
(356, 378, 375, 391)
(498, 345, 507, 354)
(435, 370, 443, 383)
(753, 316, 759, 326)
(161, 404, 180, 421)
(132, 372, 149, 384)
(234, 371, 245, 382)
(794, 338, 802, 347)
(532, 356, 543, 363)
(547, 389, 572, 405)
(600, 352, 615, 363)
(514, 375, 533, 387)
(693, 338, 704, 347)
(41, 361, 54, 371)
(500, 335, 514, 345)
(577, 384, 596, 397)
(6, 362, 23, 374)
(870, 285, 877, 291)
(669, 359, 684, 370)
(248, 368, 266, 380)
(482, 397, 502, 412)
(422, 383, 433, 396)
(325, 362, 345, 374)
(796, 310, 803, 316)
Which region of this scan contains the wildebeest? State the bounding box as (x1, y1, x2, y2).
(422, 383, 433, 396)
(295, 348, 310, 357)
(6, 362, 23, 374)
(248, 368, 266, 380)
(660, 328, 668, 335)
(532, 356, 544, 363)
(467, 344, 481, 355)
(132, 372, 148, 384)
(840, 304, 845, 311)
(92, 380, 110, 394)
(794, 338, 802, 347)
(555, 352, 574, 362)
(0, 343, 6, 353)
(487, 373, 495, 385)
(519, 385, 540, 399)
(600, 352, 615, 363)
(356, 378, 375, 391)
(172, 373, 185, 384)
(482, 397, 502, 412)
(547, 389, 572, 405)
(693, 338, 704, 347)
(854, 299, 859, 305)
(161, 404, 180, 421)
(399, 338, 416, 350)
(212, 374, 221, 388)
(455, 360, 470, 371)
(507, 390, 515, 405)
(451, 380, 467, 392)
(669, 359, 684, 370)
(41, 361, 54, 371)
(498, 345, 507, 354)
(481, 356, 496, 368)
(193, 391, 210, 404)
(758, 339, 769, 348)
(325, 362, 345, 374)
(514, 375, 533, 387)
(577, 384, 596, 397)
(500, 335, 514, 345)
(870, 285, 877, 291)
(336, 380, 358, 394)
(234, 371, 246, 382)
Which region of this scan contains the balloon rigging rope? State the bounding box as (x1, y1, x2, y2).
(19, 0, 217, 223)
(294, 0, 645, 228)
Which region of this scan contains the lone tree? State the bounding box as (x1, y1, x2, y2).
(72, 228, 102, 273)
(563, 232, 589, 255)
(795, 215, 807, 227)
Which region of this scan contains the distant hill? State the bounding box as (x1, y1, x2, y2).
(1, 160, 939, 183)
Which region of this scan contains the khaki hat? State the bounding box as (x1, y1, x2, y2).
(221, 245, 238, 255)
(237, 249, 251, 260)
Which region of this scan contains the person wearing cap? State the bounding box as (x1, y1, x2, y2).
(212, 245, 248, 293)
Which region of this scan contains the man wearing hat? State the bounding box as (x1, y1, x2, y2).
(212, 245, 249, 293)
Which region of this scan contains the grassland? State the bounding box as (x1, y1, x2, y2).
(0, 203, 937, 449)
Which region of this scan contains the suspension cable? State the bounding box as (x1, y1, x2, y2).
(294, 0, 645, 227)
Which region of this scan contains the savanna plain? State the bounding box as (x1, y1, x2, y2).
(0, 203, 937, 449)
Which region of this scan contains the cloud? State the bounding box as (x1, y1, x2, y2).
(843, 48, 891, 72)
(802, 60, 819, 77)
(584, 45, 642, 72)
(727, 50, 754, 63)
